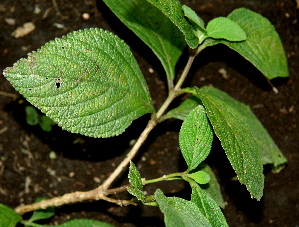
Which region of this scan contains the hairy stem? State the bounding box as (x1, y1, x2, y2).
(15, 48, 200, 214)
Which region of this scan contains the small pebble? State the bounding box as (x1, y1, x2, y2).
(82, 13, 90, 20)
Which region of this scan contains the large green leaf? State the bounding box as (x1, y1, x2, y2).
(146, 0, 199, 48)
(44, 219, 114, 227)
(205, 8, 288, 80)
(3, 28, 154, 138)
(179, 105, 213, 171)
(190, 182, 228, 227)
(199, 86, 287, 172)
(191, 87, 264, 200)
(103, 0, 186, 84)
(127, 161, 145, 203)
(155, 189, 211, 227)
(0, 204, 22, 227)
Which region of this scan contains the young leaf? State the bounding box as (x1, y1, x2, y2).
(197, 163, 225, 208)
(28, 198, 55, 223)
(44, 218, 114, 227)
(182, 5, 207, 44)
(3, 28, 154, 138)
(205, 8, 289, 80)
(25, 105, 39, 125)
(103, 0, 186, 84)
(155, 189, 211, 227)
(195, 88, 264, 200)
(206, 17, 247, 41)
(146, 0, 199, 48)
(127, 161, 145, 203)
(179, 105, 213, 171)
(39, 115, 56, 132)
(163, 95, 202, 121)
(199, 86, 287, 172)
(0, 203, 22, 227)
(188, 170, 210, 184)
(190, 182, 228, 227)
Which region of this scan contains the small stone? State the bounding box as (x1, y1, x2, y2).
(82, 13, 90, 20)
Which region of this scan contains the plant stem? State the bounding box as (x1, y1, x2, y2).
(143, 172, 184, 185)
(14, 46, 201, 214)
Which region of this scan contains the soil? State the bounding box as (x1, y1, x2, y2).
(0, 0, 298, 226)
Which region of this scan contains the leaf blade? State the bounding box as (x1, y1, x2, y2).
(196, 88, 264, 200)
(3, 28, 154, 138)
(206, 8, 289, 80)
(190, 183, 228, 227)
(199, 86, 287, 172)
(128, 161, 145, 203)
(179, 105, 213, 171)
(146, 0, 199, 48)
(103, 0, 186, 83)
(155, 189, 211, 227)
(0, 203, 22, 227)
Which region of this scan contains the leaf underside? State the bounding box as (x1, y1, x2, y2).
(146, 0, 199, 48)
(103, 0, 186, 82)
(3, 28, 154, 138)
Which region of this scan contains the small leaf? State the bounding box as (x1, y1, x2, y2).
(3, 28, 154, 138)
(188, 170, 210, 184)
(0, 203, 22, 227)
(199, 86, 287, 172)
(198, 163, 225, 208)
(39, 115, 56, 132)
(190, 182, 228, 227)
(205, 8, 289, 80)
(164, 95, 202, 121)
(206, 17, 247, 41)
(179, 105, 213, 171)
(103, 0, 186, 84)
(155, 189, 211, 227)
(146, 0, 199, 48)
(25, 105, 39, 125)
(44, 219, 114, 227)
(182, 5, 205, 30)
(196, 87, 264, 200)
(127, 161, 145, 203)
(28, 198, 55, 223)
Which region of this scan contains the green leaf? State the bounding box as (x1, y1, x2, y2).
(155, 189, 211, 227)
(0, 203, 22, 227)
(44, 219, 114, 227)
(198, 163, 225, 208)
(103, 0, 186, 84)
(188, 170, 210, 184)
(3, 28, 154, 138)
(190, 182, 228, 227)
(127, 161, 145, 203)
(199, 86, 287, 172)
(206, 17, 247, 41)
(164, 95, 202, 121)
(146, 0, 199, 48)
(39, 115, 56, 132)
(195, 87, 264, 200)
(206, 8, 289, 80)
(25, 105, 39, 125)
(28, 198, 55, 223)
(179, 105, 213, 171)
(182, 5, 205, 30)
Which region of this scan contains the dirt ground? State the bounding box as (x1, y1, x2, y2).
(0, 0, 298, 226)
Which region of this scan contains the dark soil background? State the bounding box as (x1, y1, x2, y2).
(0, 0, 298, 226)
